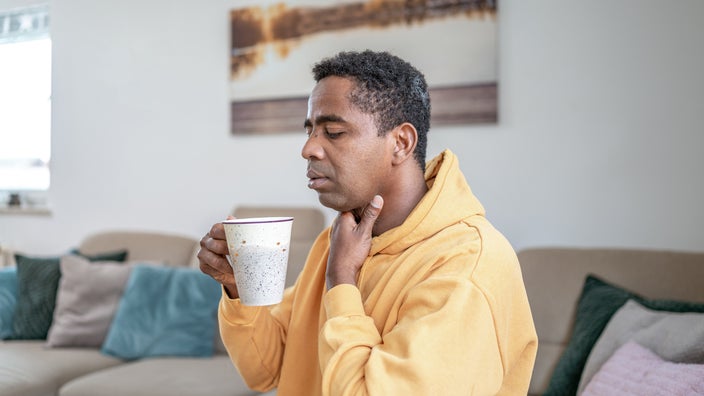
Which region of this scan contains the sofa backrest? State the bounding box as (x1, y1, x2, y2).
(78, 230, 200, 268)
(518, 247, 704, 395)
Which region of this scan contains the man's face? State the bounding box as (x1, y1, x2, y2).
(302, 76, 395, 213)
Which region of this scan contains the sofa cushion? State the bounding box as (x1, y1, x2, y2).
(59, 355, 262, 396)
(11, 250, 128, 340)
(46, 255, 133, 348)
(543, 274, 704, 396)
(0, 340, 122, 396)
(578, 299, 704, 394)
(519, 247, 704, 395)
(77, 231, 199, 267)
(0, 267, 17, 339)
(581, 341, 704, 395)
(101, 264, 221, 360)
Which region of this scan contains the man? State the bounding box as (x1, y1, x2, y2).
(199, 50, 537, 395)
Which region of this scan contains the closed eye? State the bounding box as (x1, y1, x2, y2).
(326, 130, 343, 139)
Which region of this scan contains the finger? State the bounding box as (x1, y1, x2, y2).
(337, 211, 357, 227)
(197, 247, 232, 274)
(199, 253, 236, 291)
(329, 211, 351, 235)
(202, 234, 229, 256)
(359, 195, 383, 233)
(199, 223, 230, 257)
(208, 222, 227, 240)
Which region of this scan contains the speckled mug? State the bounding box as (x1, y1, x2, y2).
(222, 216, 293, 306)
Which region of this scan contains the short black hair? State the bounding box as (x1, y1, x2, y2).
(312, 50, 430, 170)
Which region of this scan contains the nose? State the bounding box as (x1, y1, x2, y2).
(301, 132, 324, 160)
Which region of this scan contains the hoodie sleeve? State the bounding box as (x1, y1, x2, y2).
(218, 285, 294, 392)
(318, 276, 506, 396)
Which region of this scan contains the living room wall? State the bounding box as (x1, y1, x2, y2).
(1, 0, 703, 256)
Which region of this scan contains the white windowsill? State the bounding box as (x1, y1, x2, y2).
(0, 205, 51, 215)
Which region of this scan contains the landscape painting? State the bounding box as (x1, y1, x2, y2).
(229, 0, 498, 135)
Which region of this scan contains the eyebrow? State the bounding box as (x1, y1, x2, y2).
(303, 114, 347, 128)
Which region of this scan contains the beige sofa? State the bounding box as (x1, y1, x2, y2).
(4, 214, 703, 396)
(520, 247, 704, 395)
(0, 206, 325, 396)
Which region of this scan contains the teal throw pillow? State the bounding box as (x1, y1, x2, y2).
(101, 264, 221, 360)
(11, 250, 128, 340)
(0, 267, 18, 339)
(543, 275, 704, 396)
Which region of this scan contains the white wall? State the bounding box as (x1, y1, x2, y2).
(1, 0, 703, 256)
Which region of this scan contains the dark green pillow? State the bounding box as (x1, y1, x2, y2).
(544, 275, 704, 396)
(11, 250, 128, 340)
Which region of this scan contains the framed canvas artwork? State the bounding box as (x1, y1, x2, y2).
(229, 0, 498, 135)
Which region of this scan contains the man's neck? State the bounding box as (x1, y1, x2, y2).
(371, 174, 428, 237)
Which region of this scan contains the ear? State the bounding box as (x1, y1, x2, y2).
(391, 122, 418, 166)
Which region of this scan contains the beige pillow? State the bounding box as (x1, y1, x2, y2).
(46, 255, 132, 347)
(577, 299, 704, 394)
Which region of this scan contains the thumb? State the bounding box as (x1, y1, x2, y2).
(359, 195, 383, 232)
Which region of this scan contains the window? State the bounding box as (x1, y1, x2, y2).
(0, 5, 51, 200)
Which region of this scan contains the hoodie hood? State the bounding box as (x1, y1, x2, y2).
(369, 149, 485, 256)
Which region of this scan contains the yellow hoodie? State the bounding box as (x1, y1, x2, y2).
(219, 149, 538, 395)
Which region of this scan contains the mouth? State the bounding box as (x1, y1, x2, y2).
(306, 169, 329, 190)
